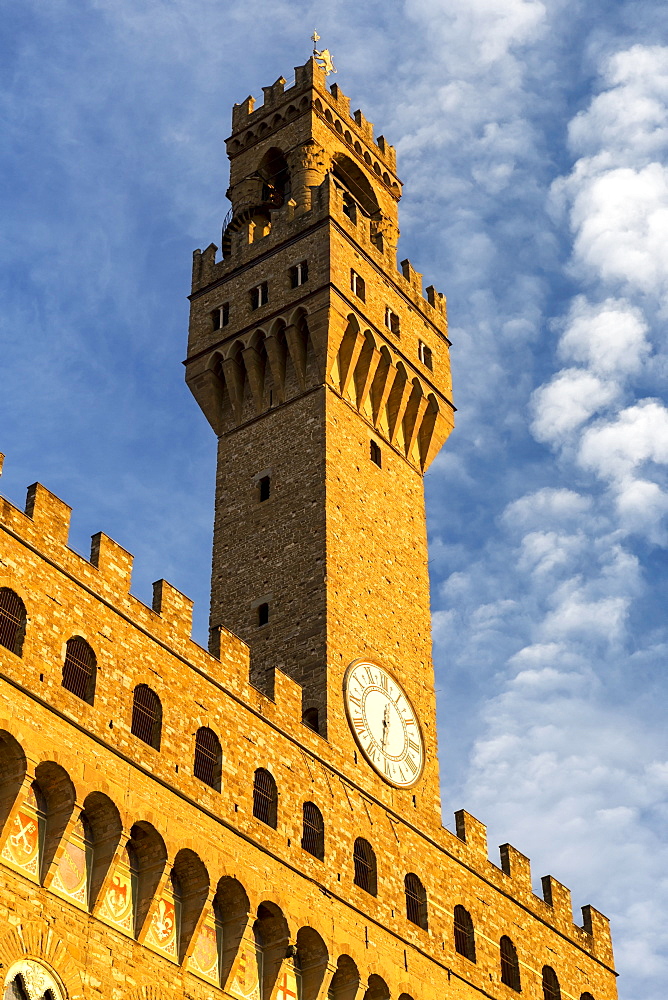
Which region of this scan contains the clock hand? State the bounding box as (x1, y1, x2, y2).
(381, 703, 390, 750)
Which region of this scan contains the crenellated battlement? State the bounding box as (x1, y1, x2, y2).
(0, 456, 325, 728)
(0, 454, 614, 978)
(453, 809, 614, 967)
(228, 58, 398, 177)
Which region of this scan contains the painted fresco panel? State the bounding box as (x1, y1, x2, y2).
(1, 784, 43, 882)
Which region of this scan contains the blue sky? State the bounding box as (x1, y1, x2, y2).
(2, 1, 667, 996)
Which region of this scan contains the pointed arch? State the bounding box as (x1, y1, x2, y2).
(213, 875, 251, 989)
(34, 760, 76, 883)
(171, 848, 210, 963)
(127, 820, 167, 937)
(335, 314, 362, 397)
(254, 901, 290, 1000)
(332, 154, 380, 217)
(257, 147, 291, 202)
(364, 974, 390, 1000)
(295, 926, 328, 1000)
(328, 956, 360, 1000)
(353, 329, 381, 413)
(82, 790, 122, 909)
(386, 362, 410, 445)
(0, 731, 26, 836)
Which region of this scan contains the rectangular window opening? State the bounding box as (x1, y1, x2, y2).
(418, 341, 433, 370)
(290, 261, 309, 288)
(257, 602, 269, 626)
(351, 270, 366, 302)
(370, 440, 382, 468)
(343, 195, 357, 223)
(250, 282, 269, 310)
(385, 307, 400, 336)
(259, 475, 271, 502)
(211, 302, 230, 330)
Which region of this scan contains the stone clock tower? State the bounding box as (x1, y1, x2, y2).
(0, 51, 618, 1000)
(186, 55, 454, 824)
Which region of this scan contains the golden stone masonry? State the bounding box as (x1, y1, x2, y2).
(0, 56, 617, 1000)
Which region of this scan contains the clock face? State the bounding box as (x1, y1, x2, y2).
(343, 660, 424, 787)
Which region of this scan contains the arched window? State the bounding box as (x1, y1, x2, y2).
(353, 837, 377, 895)
(301, 802, 324, 860)
(500, 936, 521, 992)
(131, 685, 162, 749)
(0, 588, 26, 656)
(193, 727, 222, 791)
(543, 966, 561, 1000)
(404, 872, 428, 929)
(253, 768, 278, 827)
(453, 904, 476, 961)
(580, 994, 595, 1000)
(61, 637, 96, 703)
(3, 961, 66, 1000)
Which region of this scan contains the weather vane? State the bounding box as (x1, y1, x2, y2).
(311, 30, 336, 76)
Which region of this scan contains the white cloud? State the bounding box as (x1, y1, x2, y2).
(530, 368, 619, 444)
(406, 0, 547, 69)
(568, 45, 668, 162)
(503, 488, 592, 531)
(559, 296, 651, 376)
(567, 163, 668, 299)
(578, 399, 668, 480)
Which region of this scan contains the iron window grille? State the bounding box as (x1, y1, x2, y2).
(453, 905, 476, 962)
(353, 838, 377, 895)
(0, 588, 26, 655)
(194, 727, 222, 790)
(301, 801, 324, 860)
(404, 873, 428, 929)
(253, 768, 278, 827)
(61, 637, 96, 703)
(542, 967, 561, 1000)
(500, 936, 521, 992)
(131, 685, 162, 750)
